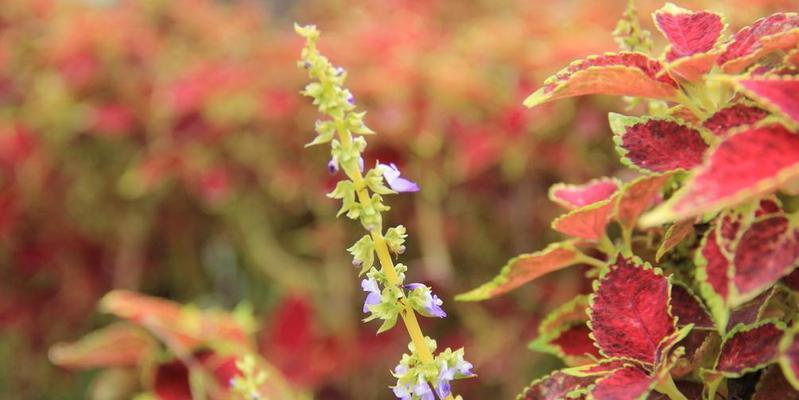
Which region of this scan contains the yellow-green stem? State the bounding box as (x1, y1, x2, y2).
(336, 122, 456, 400)
(655, 374, 688, 400)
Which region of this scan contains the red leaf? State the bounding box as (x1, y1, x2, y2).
(670, 284, 714, 330)
(549, 177, 620, 210)
(524, 53, 678, 108)
(48, 322, 156, 370)
(551, 325, 600, 360)
(739, 77, 799, 125)
(531, 295, 601, 365)
(590, 257, 676, 364)
(656, 220, 695, 261)
(718, 13, 799, 73)
(727, 288, 775, 331)
(642, 124, 799, 225)
(552, 200, 615, 241)
(610, 114, 707, 173)
(716, 320, 785, 376)
(590, 366, 654, 400)
(752, 365, 799, 400)
(519, 369, 596, 400)
(653, 4, 724, 60)
(733, 216, 799, 304)
(456, 241, 583, 301)
(779, 325, 799, 390)
(702, 104, 769, 137)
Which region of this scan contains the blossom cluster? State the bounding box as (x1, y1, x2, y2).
(295, 24, 472, 399)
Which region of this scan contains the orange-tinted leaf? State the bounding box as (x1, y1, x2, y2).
(718, 12, 799, 73)
(48, 322, 156, 370)
(656, 220, 695, 261)
(456, 241, 583, 301)
(642, 124, 799, 226)
(524, 53, 679, 108)
(615, 173, 673, 232)
(552, 199, 615, 241)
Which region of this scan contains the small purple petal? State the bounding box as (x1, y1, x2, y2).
(347, 93, 355, 105)
(327, 159, 339, 174)
(404, 283, 426, 290)
(435, 379, 451, 399)
(377, 162, 419, 193)
(425, 294, 447, 318)
(363, 292, 381, 313)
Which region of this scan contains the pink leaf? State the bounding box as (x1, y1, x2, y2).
(738, 77, 799, 125)
(549, 177, 620, 210)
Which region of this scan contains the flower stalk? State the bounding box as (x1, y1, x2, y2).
(296, 24, 471, 400)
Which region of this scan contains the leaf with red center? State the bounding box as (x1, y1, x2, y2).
(524, 53, 679, 108)
(549, 177, 620, 210)
(752, 365, 799, 400)
(716, 320, 785, 377)
(610, 114, 707, 173)
(671, 283, 714, 330)
(519, 369, 596, 400)
(614, 173, 673, 233)
(732, 215, 799, 306)
(779, 324, 799, 390)
(656, 220, 695, 262)
(696, 224, 734, 331)
(702, 103, 769, 137)
(653, 4, 725, 59)
(738, 76, 799, 125)
(641, 124, 799, 226)
(589, 257, 676, 364)
(552, 199, 615, 241)
(48, 322, 156, 369)
(456, 241, 584, 301)
(590, 366, 654, 400)
(530, 295, 601, 365)
(718, 12, 799, 73)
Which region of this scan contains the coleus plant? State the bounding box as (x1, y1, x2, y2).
(458, 2, 799, 399)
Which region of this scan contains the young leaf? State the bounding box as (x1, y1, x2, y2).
(653, 3, 725, 60)
(716, 320, 786, 377)
(609, 114, 707, 173)
(641, 124, 799, 226)
(48, 322, 156, 369)
(552, 199, 615, 241)
(738, 76, 799, 126)
(702, 103, 769, 138)
(656, 220, 695, 261)
(670, 283, 714, 330)
(589, 257, 676, 365)
(549, 177, 620, 210)
(455, 241, 583, 301)
(717, 12, 799, 73)
(524, 53, 679, 108)
(664, 52, 719, 81)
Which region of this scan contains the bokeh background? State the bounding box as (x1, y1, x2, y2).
(0, 0, 794, 399)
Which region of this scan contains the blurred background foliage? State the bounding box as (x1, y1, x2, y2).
(0, 0, 794, 399)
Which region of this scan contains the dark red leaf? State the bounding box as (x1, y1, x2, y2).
(727, 288, 775, 331)
(671, 284, 714, 330)
(610, 114, 707, 173)
(590, 257, 676, 364)
(590, 366, 654, 400)
(702, 104, 769, 137)
(733, 216, 799, 304)
(716, 320, 784, 376)
(752, 365, 799, 400)
(519, 369, 595, 400)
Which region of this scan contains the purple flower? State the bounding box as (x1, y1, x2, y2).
(412, 376, 435, 400)
(377, 163, 420, 193)
(435, 356, 474, 398)
(335, 67, 346, 76)
(346, 92, 355, 105)
(361, 277, 381, 313)
(405, 283, 446, 318)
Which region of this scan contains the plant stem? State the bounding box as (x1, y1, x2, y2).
(655, 374, 688, 400)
